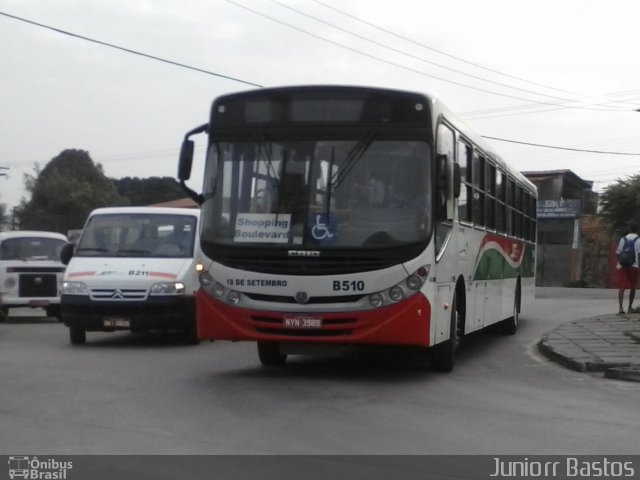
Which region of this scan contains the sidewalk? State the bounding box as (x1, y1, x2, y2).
(538, 311, 640, 382)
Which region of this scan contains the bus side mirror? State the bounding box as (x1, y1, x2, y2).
(178, 139, 194, 181)
(60, 243, 75, 266)
(178, 123, 209, 181)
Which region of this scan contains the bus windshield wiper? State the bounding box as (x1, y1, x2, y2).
(256, 131, 280, 189)
(331, 129, 375, 188)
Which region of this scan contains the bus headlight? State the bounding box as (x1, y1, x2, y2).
(406, 274, 422, 290)
(5, 277, 16, 289)
(199, 271, 214, 287)
(369, 292, 384, 308)
(150, 282, 185, 295)
(61, 281, 89, 295)
(389, 285, 404, 302)
(227, 290, 241, 304)
(200, 275, 226, 299)
(211, 282, 225, 297)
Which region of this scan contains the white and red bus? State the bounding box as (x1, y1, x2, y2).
(178, 85, 536, 371)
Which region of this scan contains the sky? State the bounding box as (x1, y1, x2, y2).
(2, 0, 640, 214)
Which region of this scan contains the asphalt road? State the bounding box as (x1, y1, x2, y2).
(1, 289, 639, 455)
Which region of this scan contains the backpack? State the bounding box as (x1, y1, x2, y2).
(619, 236, 638, 267)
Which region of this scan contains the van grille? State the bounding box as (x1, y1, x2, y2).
(18, 274, 58, 297)
(89, 288, 148, 301)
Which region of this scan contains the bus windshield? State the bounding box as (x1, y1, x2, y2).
(201, 139, 431, 248)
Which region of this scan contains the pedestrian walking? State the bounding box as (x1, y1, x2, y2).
(615, 229, 640, 314)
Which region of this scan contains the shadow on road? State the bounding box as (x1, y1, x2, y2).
(69, 330, 200, 349)
(1, 316, 58, 325)
(210, 326, 516, 383)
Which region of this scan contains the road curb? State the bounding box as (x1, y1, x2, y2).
(604, 366, 640, 382)
(537, 339, 587, 372)
(538, 313, 640, 383)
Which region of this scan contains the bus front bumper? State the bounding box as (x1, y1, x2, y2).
(196, 291, 432, 347)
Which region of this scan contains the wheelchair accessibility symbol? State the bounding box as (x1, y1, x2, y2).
(310, 214, 337, 244)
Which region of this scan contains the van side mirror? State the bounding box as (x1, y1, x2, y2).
(60, 243, 75, 265)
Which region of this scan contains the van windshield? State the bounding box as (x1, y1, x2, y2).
(0, 237, 66, 261)
(75, 213, 198, 258)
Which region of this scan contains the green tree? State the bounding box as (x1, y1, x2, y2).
(600, 173, 640, 235)
(113, 176, 185, 206)
(16, 149, 125, 233)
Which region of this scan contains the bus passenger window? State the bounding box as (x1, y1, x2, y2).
(457, 140, 471, 223)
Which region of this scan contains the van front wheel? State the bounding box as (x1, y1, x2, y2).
(69, 326, 86, 345)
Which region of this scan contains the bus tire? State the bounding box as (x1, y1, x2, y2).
(69, 326, 86, 345)
(257, 341, 287, 366)
(501, 294, 519, 335)
(430, 296, 461, 372)
(0, 306, 8, 322)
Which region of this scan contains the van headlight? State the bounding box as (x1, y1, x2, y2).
(150, 282, 185, 295)
(62, 281, 89, 295)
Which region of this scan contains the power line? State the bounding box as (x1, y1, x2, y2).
(483, 136, 640, 155)
(0, 10, 263, 88)
(311, 0, 638, 110)
(4, 8, 640, 160)
(225, 0, 630, 112)
(266, 0, 626, 111)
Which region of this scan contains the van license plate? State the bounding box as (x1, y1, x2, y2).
(103, 318, 130, 328)
(283, 315, 322, 329)
(29, 300, 49, 307)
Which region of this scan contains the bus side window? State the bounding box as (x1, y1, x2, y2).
(457, 140, 472, 223)
(472, 152, 485, 226)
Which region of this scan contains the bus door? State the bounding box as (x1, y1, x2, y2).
(433, 123, 461, 343)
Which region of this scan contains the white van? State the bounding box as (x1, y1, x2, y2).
(0, 230, 68, 320)
(60, 207, 202, 345)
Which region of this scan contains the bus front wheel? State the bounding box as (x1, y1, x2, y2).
(257, 341, 287, 366)
(430, 296, 462, 372)
(500, 294, 519, 335)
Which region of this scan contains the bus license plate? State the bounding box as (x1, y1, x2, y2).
(283, 315, 322, 329)
(103, 317, 130, 328)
